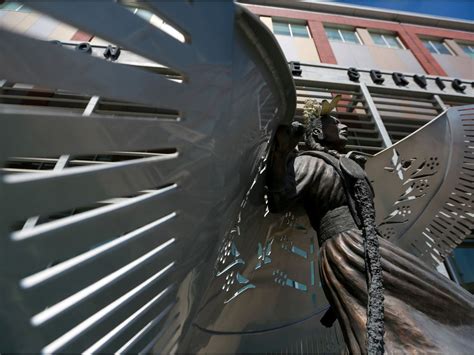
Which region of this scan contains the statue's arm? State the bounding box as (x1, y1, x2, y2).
(266, 122, 305, 213)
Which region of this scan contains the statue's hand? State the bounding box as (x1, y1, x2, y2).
(274, 121, 305, 154)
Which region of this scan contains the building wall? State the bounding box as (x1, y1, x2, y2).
(329, 42, 426, 73)
(275, 35, 320, 64)
(432, 53, 474, 79)
(244, 4, 474, 79)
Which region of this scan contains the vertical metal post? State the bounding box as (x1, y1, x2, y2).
(359, 82, 392, 148)
(22, 95, 100, 230)
(433, 94, 447, 112)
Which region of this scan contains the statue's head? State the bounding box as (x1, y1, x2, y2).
(302, 95, 348, 152)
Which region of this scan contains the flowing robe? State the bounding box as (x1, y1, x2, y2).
(269, 152, 474, 353)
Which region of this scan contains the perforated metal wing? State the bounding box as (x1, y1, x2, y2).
(0, 1, 295, 352)
(366, 105, 474, 268)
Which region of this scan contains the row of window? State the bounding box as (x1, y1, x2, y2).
(325, 27, 405, 49)
(272, 19, 474, 57)
(2, 2, 473, 59)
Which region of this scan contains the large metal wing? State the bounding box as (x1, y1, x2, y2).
(0, 2, 295, 353)
(366, 105, 474, 268)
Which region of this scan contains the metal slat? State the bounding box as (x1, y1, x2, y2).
(93, 109, 178, 120)
(0, 29, 186, 110)
(376, 107, 438, 115)
(3, 155, 181, 223)
(0, 105, 87, 116)
(20, 218, 182, 316)
(40, 261, 177, 353)
(22, 0, 195, 74)
(381, 121, 425, 129)
(295, 87, 360, 96)
(293, 114, 373, 123)
(333, 111, 372, 119)
(348, 127, 380, 135)
(2, 168, 52, 174)
(1, 86, 88, 97)
(372, 99, 437, 109)
(87, 291, 176, 353)
(0, 111, 185, 160)
(369, 92, 434, 102)
(388, 131, 422, 139)
(31, 247, 177, 335)
(6, 157, 57, 165)
(295, 101, 363, 111)
(380, 114, 433, 122)
(333, 118, 374, 126)
(11, 186, 180, 275)
(118, 304, 174, 354)
(0, 94, 89, 106)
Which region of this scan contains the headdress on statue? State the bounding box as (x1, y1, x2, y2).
(303, 95, 341, 147)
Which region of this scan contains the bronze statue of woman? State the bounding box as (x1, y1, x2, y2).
(266, 97, 474, 354)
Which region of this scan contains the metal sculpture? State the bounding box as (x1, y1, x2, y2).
(0, 1, 473, 354)
(0, 1, 295, 353)
(265, 97, 474, 353)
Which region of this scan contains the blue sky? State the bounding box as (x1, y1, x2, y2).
(316, 0, 474, 21)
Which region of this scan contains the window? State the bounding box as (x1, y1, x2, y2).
(273, 21, 310, 38)
(448, 239, 474, 294)
(422, 39, 453, 55)
(370, 32, 404, 49)
(0, 1, 31, 12)
(325, 27, 361, 44)
(458, 43, 474, 58)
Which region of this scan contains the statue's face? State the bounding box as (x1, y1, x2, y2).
(321, 115, 348, 150)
